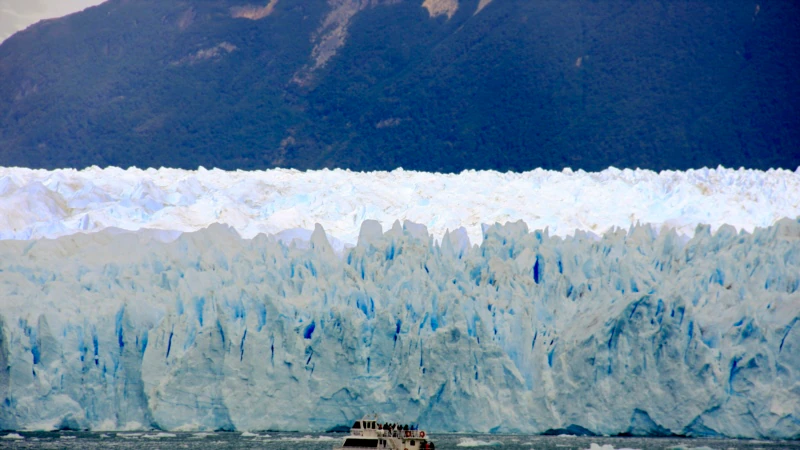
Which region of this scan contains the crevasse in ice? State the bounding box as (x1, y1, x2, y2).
(0, 218, 798, 438)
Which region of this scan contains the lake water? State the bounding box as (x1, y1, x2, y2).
(1, 431, 798, 450)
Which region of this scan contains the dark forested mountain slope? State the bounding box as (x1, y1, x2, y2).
(1, 0, 798, 172)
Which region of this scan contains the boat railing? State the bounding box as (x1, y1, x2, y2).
(376, 429, 427, 439)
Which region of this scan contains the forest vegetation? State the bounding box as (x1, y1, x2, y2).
(0, 0, 798, 172)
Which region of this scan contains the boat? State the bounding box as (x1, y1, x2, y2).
(333, 416, 435, 450)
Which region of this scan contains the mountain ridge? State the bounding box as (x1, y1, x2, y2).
(0, 0, 798, 172)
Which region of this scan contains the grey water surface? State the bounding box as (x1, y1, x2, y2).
(1, 432, 798, 450)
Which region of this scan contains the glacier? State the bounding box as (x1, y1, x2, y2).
(1, 166, 799, 246)
(0, 166, 799, 439)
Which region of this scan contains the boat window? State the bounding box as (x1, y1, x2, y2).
(353, 421, 361, 429)
(411, 440, 416, 446)
(343, 438, 378, 448)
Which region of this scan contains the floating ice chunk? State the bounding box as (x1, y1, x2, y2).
(1, 433, 23, 439)
(117, 433, 142, 439)
(190, 432, 214, 439)
(664, 446, 715, 450)
(457, 437, 503, 447)
(585, 445, 642, 450)
(142, 432, 176, 438)
(277, 435, 338, 441)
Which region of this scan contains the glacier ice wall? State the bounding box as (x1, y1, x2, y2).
(1, 166, 799, 246)
(0, 218, 798, 438)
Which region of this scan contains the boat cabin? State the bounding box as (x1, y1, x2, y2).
(350, 418, 379, 436)
(337, 418, 434, 450)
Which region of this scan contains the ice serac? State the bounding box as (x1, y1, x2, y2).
(1, 166, 799, 247)
(0, 219, 799, 439)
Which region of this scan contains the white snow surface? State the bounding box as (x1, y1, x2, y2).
(1, 166, 798, 246)
(0, 166, 799, 438)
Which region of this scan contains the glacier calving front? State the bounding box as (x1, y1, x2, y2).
(0, 166, 799, 437)
(1, 216, 799, 438)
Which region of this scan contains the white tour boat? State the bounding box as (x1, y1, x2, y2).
(333, 416, 434, 450)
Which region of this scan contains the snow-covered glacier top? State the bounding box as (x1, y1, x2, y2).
(1, 166, 798, 245)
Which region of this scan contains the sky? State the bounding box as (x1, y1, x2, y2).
(0, 0, 105, 43)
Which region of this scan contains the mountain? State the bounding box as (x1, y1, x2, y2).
(0, 0, 798, 172)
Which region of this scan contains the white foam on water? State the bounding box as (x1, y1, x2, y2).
(665, 446, 716, 450)
(585, 444, 643, 450)
(142, 432, 177, 438)
(190, 432, 214, 439)
(117, 433, 142, 439)
(1, 433, 24, 439)
(457, 437, 504, 447)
